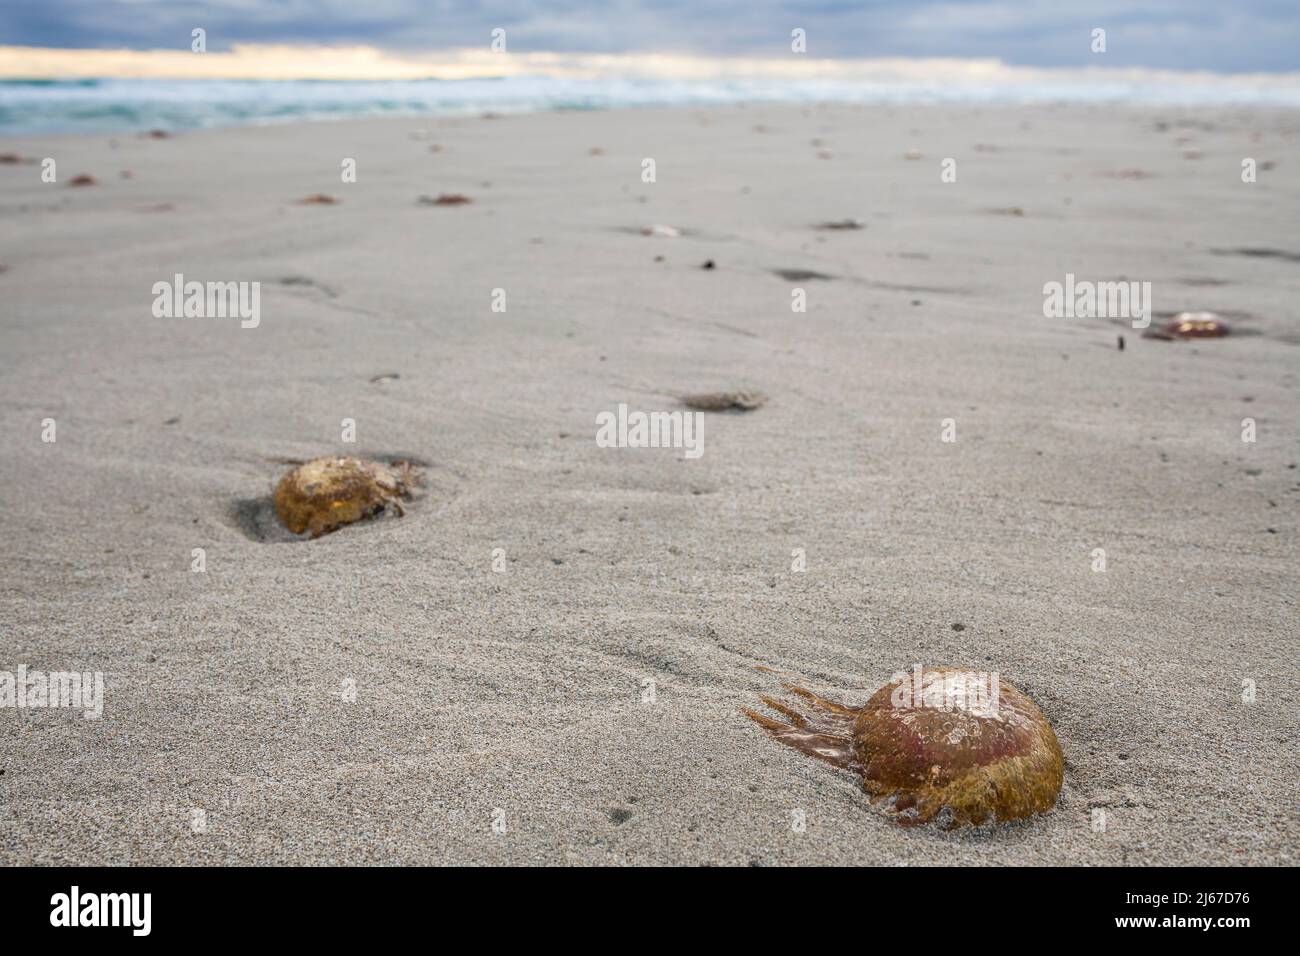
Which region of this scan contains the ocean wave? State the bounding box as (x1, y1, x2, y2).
(2, 73, 1298, 135)
(0, 77, 102, 88)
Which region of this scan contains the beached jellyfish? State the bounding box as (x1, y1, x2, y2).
(1163, 311, 1229, 338)
(746, 667, 1064, 827)
(273, 456, 416, 538)
(678, 390, 767, 412)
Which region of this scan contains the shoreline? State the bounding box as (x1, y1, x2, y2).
(5, 80, 1300, 139)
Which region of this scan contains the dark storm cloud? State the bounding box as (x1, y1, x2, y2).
(3, 0, 1299, 72)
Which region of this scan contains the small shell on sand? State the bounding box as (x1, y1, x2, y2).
(747, 668, 1065, 827)
(419, 193, 472, 206)
(69, 175, 98, 187)
(274, 456, 416, 538)
(297, 194, 340, 205)
(679, 391, 767, 412)
(904, 149, 922, 160)
(1163, 311, 1230, 338)
(641, 224, 681, 238)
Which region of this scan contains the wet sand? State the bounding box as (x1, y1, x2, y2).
(0, 103, 1296, 865)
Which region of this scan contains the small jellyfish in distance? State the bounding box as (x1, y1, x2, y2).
(1163, 311, 1229, 338)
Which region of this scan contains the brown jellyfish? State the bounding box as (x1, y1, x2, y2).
(746, 667, 1064, 827)
(273, 456, 416, 538)
(1162, 311, 1230, 338)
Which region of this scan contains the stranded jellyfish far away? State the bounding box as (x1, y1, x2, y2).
(746, 667, 1064, 827)
(1163, 311, 1230, 338)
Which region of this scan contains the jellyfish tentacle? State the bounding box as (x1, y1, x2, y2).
(743, 708, 791, 734)
(758, 695, 808, 727)
(744, 709, 858, 770)
(783, 683, 857, 717)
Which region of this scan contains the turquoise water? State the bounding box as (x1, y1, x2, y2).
(4, 74, 1300, 135)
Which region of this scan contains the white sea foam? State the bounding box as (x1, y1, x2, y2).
(3, 69, 1298, 135)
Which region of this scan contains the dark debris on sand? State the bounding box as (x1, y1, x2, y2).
(678, 391, 767, 412)
(772, 268, 833, 281)
(419, 193, 473, 206)
(1210, 247, 1300, 264)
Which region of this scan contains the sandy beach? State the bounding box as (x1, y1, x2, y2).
(0, 103, 1296, 865)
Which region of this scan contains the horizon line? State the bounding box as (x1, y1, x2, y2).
(4, 45, 1300, 84)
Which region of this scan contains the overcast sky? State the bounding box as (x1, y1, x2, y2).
(3, 1, 1299, 73)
